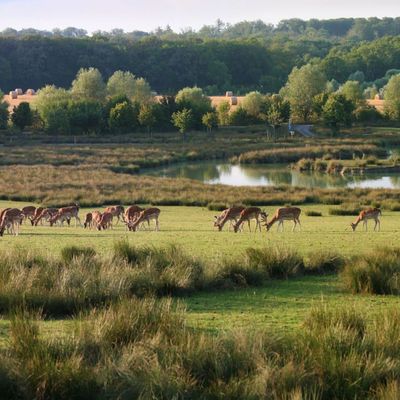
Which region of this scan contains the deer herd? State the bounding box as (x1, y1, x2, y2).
(0, 202, 382, 237)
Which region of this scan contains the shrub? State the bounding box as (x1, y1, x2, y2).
(207, 202, 227, 211)
(305, 251, 345, 275)
(305, 210, 322, 217)
(341, 248, 400, 294)
(329, 204, 361, 216)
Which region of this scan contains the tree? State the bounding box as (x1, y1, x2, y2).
(202, 112, 218, 133)
(0, 90, 9, 129)
(217, 100, 230, 125)
(11, 102, 32, 130)
(384, 74, 400, 120)
(340, 80, 364, 105)
(282, 63, 326, 122)
(35, 85, 72, 133)
(133, 78, 153, 104)
(138, 104, 156, 137)
(322, 93, 354, 133)
(175, 87, 212, 129)
(68, 100, 103, 134)
(71, 68, 106, 102)
(107, 71, 137, 98)
(171, 108, 193, 138)
(241, 91, 265, 119)
(109, 101, 138, 133)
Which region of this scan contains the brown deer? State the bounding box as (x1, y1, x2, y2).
(0, 208, 24, 236)
(33, 208, 58, 226)
(128, 208, 160, 232)
(265, 207, 301, 232)
(84, 211, 102, 229)
(97, 212, 114, 231)
(233, 207, 266, 233)
(124, 205, 144, 223)
(83, 213, 93, 229)
(104, 205, 125, 224)
(351, 208, 381, 232)
(49, 205, 80, 227)
(31, 207, 44, 225)
(214, 206, 245, 231)
(21, 206, 36, 224)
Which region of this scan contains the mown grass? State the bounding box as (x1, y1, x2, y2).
(1, 202, 400, 259)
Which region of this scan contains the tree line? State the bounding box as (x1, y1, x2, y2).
(2, 17, 400, 42)
(2, 31, 400, 94)
(2, 63, 400, 136)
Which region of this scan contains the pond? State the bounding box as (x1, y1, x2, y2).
(144, 161, 400, 189)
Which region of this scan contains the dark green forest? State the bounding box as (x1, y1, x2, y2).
(1, 18, 400, 94)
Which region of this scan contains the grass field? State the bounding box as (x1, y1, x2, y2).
(0, 200, 399, 345)
(0, 201, 399, 258)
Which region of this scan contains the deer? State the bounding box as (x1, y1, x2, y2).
(128, 208, 160, 232)
(31, 207, 44, 225)
(21, 206, 36, 225)
(124, 205, 144, 223)
(214, 206, 245, 231)
(97, 212, 114, 231)
(33, 208, 58, 226)
(104, 205, 125, 225)
(264, 207, 302, 232)
(233, 207, 267, 233)
(84, 211, 102, 229)
(351, 208, 381, 232)
(49, 205, 81, 227)
(0, 208, 25, 236)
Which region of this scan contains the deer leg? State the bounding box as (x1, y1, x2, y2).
(248, 220, 251, 232)
(292, 219, 296, 232)
(155, 218, 160, 231)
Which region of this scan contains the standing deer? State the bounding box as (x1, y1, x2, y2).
(49, 205, 81, 227)
(264, 207, 302, 232)
(0, 208, 24, 236)
(21, 206, 36, 224)
(233, 207, 266, 233)
(214, 206, 245, 231)
(128, 208, 161, 232)
(97, 212, 114, 231)
(33, 208, 58, 226)
(351, 208, 381, 231)
(104, 205, 125, 225)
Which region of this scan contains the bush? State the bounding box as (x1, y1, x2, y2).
(207, 202, 227, 211)
(305, 251, 345, 275)
(329, 204, 361, 216)
(341, 247, 400, 294)
(305, 210, 322, 217)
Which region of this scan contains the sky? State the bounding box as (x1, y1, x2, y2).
(0, 0, 399, 33)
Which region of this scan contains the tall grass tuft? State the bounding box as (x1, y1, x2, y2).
(341, 247, 400, 294)
(61, 246, 96, 263)
(305, 251, 345, 275)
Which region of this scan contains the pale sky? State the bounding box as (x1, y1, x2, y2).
(0, 0, 399, 33)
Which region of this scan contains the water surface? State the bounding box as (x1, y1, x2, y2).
(144, 161, 400, 189)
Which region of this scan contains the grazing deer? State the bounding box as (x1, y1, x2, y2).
(233, 207, 266, 233)
(31, 207, 44, 225)
(351, 208, 381, 232)
(214, 206, 245, 231)
(84, 211, 103, 229)
(128, 208, 161, 232)
(49, 205, 81, 227)
(264, 207, 301, 232)
(97, 212, 114, 231)
(124, 205, 144, 223)
(33, 208, 58, 226)
(21, 206, 36, 224)
(104, 205, 125, 224)
(0, 208, 24, 236)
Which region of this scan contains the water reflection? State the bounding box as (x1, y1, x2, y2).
(145, 161, 400, 189)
